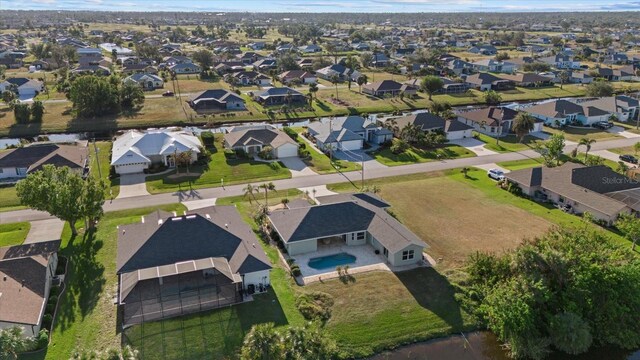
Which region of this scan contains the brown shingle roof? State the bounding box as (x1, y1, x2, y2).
(457, 106, 519, 127)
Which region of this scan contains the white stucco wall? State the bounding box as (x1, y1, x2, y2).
(286, 239, 318, 255)
(242, 270, 271, 291)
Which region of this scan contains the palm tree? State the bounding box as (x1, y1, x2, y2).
(330, 74, 340, 100)
(356, 74, 368, 93)
(461, 167, 471, 178)
(579, 138, 596, 161)
(308, 82, 318, 102)
(243, 184, 258, 204)
(512, 113, 535, 143)
(260, 182, 276, 206)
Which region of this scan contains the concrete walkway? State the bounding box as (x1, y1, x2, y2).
(24, 218, 64, 244)
(297, 185, 337, 202)
(279, 157, 318, 178)
(449, 138, 498, 156)
(607, 126, 640, 139)
(117, 173, 150, 198)
(183, 198, 217, 210)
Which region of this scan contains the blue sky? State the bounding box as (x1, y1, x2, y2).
(5, 0, 640, 12)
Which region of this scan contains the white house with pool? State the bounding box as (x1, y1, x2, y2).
(267, 193, 428, 277)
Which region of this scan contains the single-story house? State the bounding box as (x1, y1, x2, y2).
(362, 80, 417, 97)
(116, 206, 271, 327)
(299, 44, 322, 53)
(230, 71, 271, 86)
(253, 87, 305, 106)
(267, 196, 428, 267)
(578, 95, 639, 122)
(111, 130, 202, 174)
(393, 112, 474, 141)
(370, 52, 390, 67)
(0, 240, 60, 337)
(0, 78, 44, 97)
(316, 64, 360, 82)
(168, 63, 201, 74)
(307, 116, 393, 151)
(465, 73, 515, 91)
(123, 73, 164, 90)
(237, 52, 264, 65)
(279, 70, 317, 85)
(540, 54, 581, 69)
(0, 143, 89, 180)
(72, 64, 111, 76)
(188, 89, 246, 112)
(32, 58, 68, 70)
(498, 73, 554, 87)
(595, 66, 636, 81)
(524, 99, 610, 127)
(505, 163, 640, 224)
(468, 45, 498, 55)
(223, 125, 299, 158)
(252, 58, 278, 71)
(470, 59, 516, 74)
(122, 64, 158, 75)
(457, 106, 543, 136)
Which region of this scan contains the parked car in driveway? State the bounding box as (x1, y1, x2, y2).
(593, 121, 613, 129)
(619, 154, 638, 164)
(487, 168, 505, 181)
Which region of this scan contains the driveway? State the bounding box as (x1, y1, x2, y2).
(117, 173, 150, 199)
(24, 218, 64, 244)
(607, 126, 640, 139)
(183, 198, 217, 210)
(298, 185, 337, 202)
(334, 150, 387, 169)
(449, 138, 498, 156)
(473, 163, 511, 174)
(279, 157, 317, 178)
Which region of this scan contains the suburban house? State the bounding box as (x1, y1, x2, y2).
(279, 70, 317, 85)
(362, 80, 417, 97)
(0, 240, 60, 337)
(214, 61, 246, 73)
(446, 58, 474, 75)
(316, 64, 361, 82)
(577, 96, 639, 122)
(188, 89, 246, 112)
(237, 52, 264, 65)
(253, 87, 305, 105)
(122, 63, 158, 75)
(505, 163, 640, 224)
(77, 47, 103, 66)
(468, 45, 498, 55)
(252, 58, 278, 71)
(370, 52, 390, 67)
(457, 106, 543, 136)
(498, 73, 554, 87)
(223, 125, 299, 158)
(524, 99, 612, 127)
(116, 206, 271, 326)
(299, 44, 322, 53)
(0, 78, 44, 98)
(123, 73, 164, 90)
(229, 71, 271, 86)
(72, 64, 111, 76)
(393, 112, 474, 140)
(307, 116, 393, 151)
(594, 66, 636, 81)
(0, 143, 89, 180)
(32, 58, 68, 71)
(169, 62, 202, 74)
(465, 73, 515, 91)
(470, 59, 516, 74)
(540, 54, 581, 69)
(111, 130, 202, 174)
(267, 195, 428, 267)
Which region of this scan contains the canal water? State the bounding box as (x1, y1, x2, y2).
(369, 332, 640, 360)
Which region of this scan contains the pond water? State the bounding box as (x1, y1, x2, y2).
(368, 332, 640, 360)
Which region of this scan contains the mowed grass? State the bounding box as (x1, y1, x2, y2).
(497, 158, 545, 170)
(0, 222, 30, 247)
(608, 145, 640, 156)
(544, 126, 622, 142)
(474, 132, 541, 153)
(292, 128, 361, 174)
(371, 143, 475, 166)
(0, 185, 25, 212)
(90, 141, 120, 199)
(145, 134, 291, 194)
(27, 204, 186, 360)
(307, 269, 475, 358)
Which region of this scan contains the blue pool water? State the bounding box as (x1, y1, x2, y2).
(308, 252, 356, 270)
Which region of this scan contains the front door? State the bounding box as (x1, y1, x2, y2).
(167, 156, 175, 168)
(383, 247, 388, 258)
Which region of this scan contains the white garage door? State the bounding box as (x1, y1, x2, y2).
(339, 140, 362, 151)
(116, 164, 146, 175)
(275, 143, 298, 158)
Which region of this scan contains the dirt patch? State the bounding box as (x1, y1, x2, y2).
(379, 177, 552, 269)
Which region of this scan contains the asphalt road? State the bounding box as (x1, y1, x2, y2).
(1, 136, 638, 224)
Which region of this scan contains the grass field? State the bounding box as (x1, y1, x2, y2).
(90, 141, 120, 199)
(0, 186, 25, 212)
(496, 158, 545, 170)
(608, 145, 640, 156)
(474, 132, 542, 152)
(25, 204, 186, 360)
(145, 134, 291, 194)
(371, 143, 475, 166)
(545, 126, 622, 142)
(0, 222, 30, 247)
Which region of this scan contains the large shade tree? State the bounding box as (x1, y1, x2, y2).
(420, 75, 444, 100)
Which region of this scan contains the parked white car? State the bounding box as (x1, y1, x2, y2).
(487, 168, 505, 181)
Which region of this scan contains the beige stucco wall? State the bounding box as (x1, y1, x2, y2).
(390, 244, 423, 267)
(286, 239, 317, 255)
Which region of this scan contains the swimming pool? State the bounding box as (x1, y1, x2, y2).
(308, 252, 357, 270)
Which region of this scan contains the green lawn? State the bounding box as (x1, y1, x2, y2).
(291, 128, 361, 174)
(28, 204, 186, 360)
(145, 134, 291, 194)
(0, 186, 25, 212)
(608, 145, 640, 156)
(496, 158, 545, 170)
(544, 126, 621, 142)
(474, 132, 541, 153)
(371, 143, 475, 166)
(90, 141, 120, 199)
(0, 222, 30, 247)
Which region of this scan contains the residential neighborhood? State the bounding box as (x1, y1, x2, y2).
(1, 5, 640, 360)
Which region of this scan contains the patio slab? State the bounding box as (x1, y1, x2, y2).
(291, 244, 388, 278)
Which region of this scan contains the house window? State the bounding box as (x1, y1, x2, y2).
(16, 168, 27, 176)
(402, 250, 415, 261)
(356, 232, 365, 241)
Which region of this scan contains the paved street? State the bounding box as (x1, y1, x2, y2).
(2, 136, 640, 224)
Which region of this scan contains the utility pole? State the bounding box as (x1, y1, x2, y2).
(361, 154, 365, 190)
(93, 139, 102, 180)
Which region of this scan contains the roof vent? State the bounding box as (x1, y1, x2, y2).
(225, 223, 228, 228)
(171, 217, 183, 221)
(122, 229, 126, 234)
(186, 215, 196, 219)
(205, 214, 211, 219)
(158, 219, 163, 225)
(252, 243, 256, 248)
(3, 276, 6, 281)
